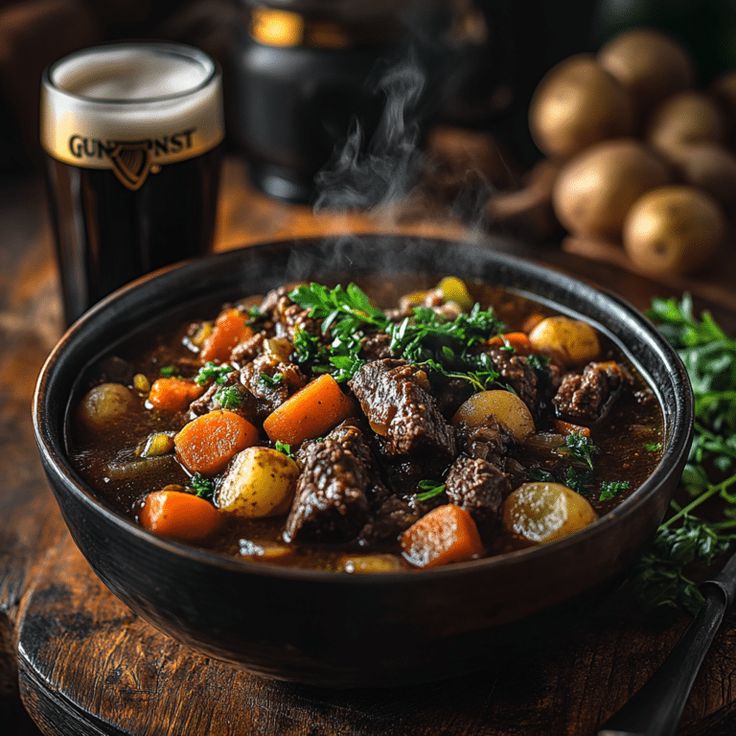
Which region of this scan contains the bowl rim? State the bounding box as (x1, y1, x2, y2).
(32, 234, 694, 584)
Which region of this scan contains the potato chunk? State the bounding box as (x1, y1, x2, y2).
(528, 316, 600, 366)
(216, 447, 299, 518)
(452, 389, 535, 442)
(502, 482, 597, 544)
(78, 383, 135, 430)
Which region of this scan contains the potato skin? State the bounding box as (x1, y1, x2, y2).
(623, 185, 724, 277)
(216, 447, 299, 518)
(452, 389, 535, 441)
(553, 139, 670, 239)
(79, 383, 135, 430)
(528, 316, 600, 367)
(529, 55, 633, 158)
(502, 482, 597, 544)
(598, 29, 693, 116)
(648, 92, 726, 153)
(664, 143, 736, 208)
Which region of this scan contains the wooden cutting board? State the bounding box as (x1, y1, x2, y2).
(4, 158, 736, 736)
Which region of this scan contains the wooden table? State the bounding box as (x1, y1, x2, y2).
(3, 157, 736, 736)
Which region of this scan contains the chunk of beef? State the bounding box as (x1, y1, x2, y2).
(553, 361, 628, 423)
(445, 456, 511, 525)
(360, 496, 420, 544)
(361, 332, 392, 361)
(432, 375, 473, 418)
(284, 421, 372, 543)
(487, 347, 539, 414)
(348, 359, 456, 459)
(230, 332, 266, 364)
(240, 353, 307, 418)
(261, 284, 320, 340)
(456, 417, 512, 465)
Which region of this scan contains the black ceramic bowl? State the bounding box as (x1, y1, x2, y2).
(33, 235, 693, 687)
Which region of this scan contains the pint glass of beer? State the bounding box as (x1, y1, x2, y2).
(41, 43, 224, 324)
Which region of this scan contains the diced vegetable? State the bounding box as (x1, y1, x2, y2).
(522, 312, 546, 333)
(239, 539, 294, 559)
(105, 455, 176, 481)
(140, 432, 175, 457)
(487, 331, 533, 354)
(263, 374, 355, 446)
(401, 504, 484, 568)
(147, 377, 204, 413)
(139, 486, 221, 541)
(216, 446, 299, 518)
(528, 316, 600, 366)
(133, 373, 150, 394)
(199, 307, 253, 364)
(265, 338, 292, 362)
(342, 554, 404, 573)
(502, 482, 597, 544)
(437, 276, 473, 311)
(175, 410, 259, 475)
(78, 383, 136, 430)
(554, 419, 591, 438)
(452, 389, 535, 442)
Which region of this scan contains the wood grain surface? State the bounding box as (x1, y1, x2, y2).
(3, 156, 736, 736)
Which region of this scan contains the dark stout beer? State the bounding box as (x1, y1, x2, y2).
(41, 43, 224, 324)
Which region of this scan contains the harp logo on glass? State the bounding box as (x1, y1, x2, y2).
(67, 129, 196, 190)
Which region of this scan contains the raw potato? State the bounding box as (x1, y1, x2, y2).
(648, 92, 726, 153)
(216, 447, 299, 518)
(529, 55, 633, 158)
(528, 316, 601, 367)
(78, 383, 135, 430)
(623, 185, 724, 277)
(452, 389, 535, 442)
(502, 482, 597, 544)
(664, 143, 736, 208)
(553, 140, 669, 239)
(598, 29, 693, 115)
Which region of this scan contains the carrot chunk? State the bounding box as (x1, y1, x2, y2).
(401, 504, 484, 568)
(199, 308, 253, 364)
(263, 374, 355, 446)
(148, 377, 204, 412)
(488, 332, 533, 354)
(554, 419, 592, 438)
(139, 487, 221, 542)
(175, 410, 259, 475)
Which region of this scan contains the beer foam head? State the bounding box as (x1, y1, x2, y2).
(41, 43, 224, 166)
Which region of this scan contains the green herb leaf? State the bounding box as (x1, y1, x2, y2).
(599, 480, 631, 502)
(159, 365, 179, 377)
(258, 372, 284, 388)
(645, 441, 663, 453)
(245, 306, 265, 326)
(195, 361, 235, 386)
(275, 440, 294, 458)
(415, 479, 446, 503)
(558, 432, 598, 470)
(527, 468, 557, 483)
(214, 385, 243, 409)
(189, 473, 215, 500)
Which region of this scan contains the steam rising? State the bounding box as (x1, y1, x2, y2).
(314, 55, 426, 213)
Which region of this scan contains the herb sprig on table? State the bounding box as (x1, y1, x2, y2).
(288, 281, 506, 390)
(630, 296, 736, 614)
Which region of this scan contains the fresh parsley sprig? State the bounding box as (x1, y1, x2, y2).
(195, 362, 235, 386)
(415, 479, 446, 502)
(189, 473, 215, 500)
(629, 295, 736, 612)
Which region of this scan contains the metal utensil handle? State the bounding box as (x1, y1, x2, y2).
(598, 583, 727, 736)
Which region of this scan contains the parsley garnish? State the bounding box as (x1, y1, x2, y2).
(645, 441, 663, 453)
(159, 365, 179, 377)
(275, 440, 294, 458)
(415, 479, 446, 502)
(527, 468, 557, 483)
(557, 432, 598, 470)
(189, 473, 214, 500)
(599, 480, 631, 502)
(195, 361, 235, 386)
(627, 296, 736, 613)
(288, 282, 506, 390)
(214, 385, 243, 409)
(564, 465, 593, 494)
(259, 372, 284, 388)
(245, 306, 265, 326)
